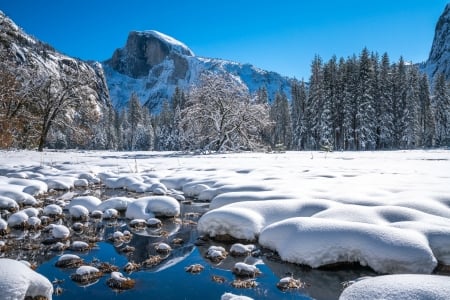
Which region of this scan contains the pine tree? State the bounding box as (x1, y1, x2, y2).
(342, 55, 359, 150)
(321, 56, 338, 149)
(128, 92, 142, 151)
(355, 48, 376, 150)
(433, 73, 450, 147)
(377, 53, 394, 149)
(307, 55, 325, 149)
(418, 74, 435, 147)
(403, 66, 420, 148)
(291, 79, 308, 150)
(391, 57, 408, 148)
(270, 92, 292, 149)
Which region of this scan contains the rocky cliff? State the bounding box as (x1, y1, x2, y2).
(421, 4, 450, 81)
(0, 10, 112, 148)
(103, 30, 292, 111)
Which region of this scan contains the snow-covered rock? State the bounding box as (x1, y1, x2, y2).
(69, 205, 89, 219)
(125, 196, 180, 219)
(339, 274, 450, 300)
(221, 292, 254, 300)
(0, 258, 53, 300)
(7, 211, 29, 228)
(96, 197, 133, 212)
(43, 204, 63, 216)
(49, 224, 71, 239)
(67, 196, 101, 212)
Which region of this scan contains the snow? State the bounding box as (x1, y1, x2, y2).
(137, 30, 195, 56)
(110, 271, 130, 281)
(75, 265, 100, 275)
(0, 258, 53, 300)
(58, 254, 81, 262)
(0, 150, 449, 287)
(43, 204, 63, 216)
(7, 211, 28, 227)
(221, 292, 254, 300)
(49, 224, 70, 239)
(125, 196, 180, 219)
(96, 197, 133, 212)
(259, 217, 436, 273)
(230, 243, 255, 255)
(67, 196, 102, 212)
(69, 205, 89, 219)
(339, 274, 450, 300)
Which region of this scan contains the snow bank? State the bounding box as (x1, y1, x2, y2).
(0, 258, 53, 300)
(259, 217, 437, 274)
(198, 199, 333, 241)
(339, 274, 450, 300)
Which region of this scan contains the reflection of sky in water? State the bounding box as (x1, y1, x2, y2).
(20, 200, 373, 300)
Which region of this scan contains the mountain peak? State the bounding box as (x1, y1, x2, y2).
(133, 30, 194, 57)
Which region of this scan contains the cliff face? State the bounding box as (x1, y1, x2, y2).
(421, 4, 450, 80)
(0, 11, 113, 149)
(103, 30, 292, 111)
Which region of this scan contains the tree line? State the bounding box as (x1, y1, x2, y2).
(1, 48, 449, 152)
(285, 49, 449, 150)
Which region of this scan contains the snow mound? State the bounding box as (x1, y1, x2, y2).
(125, 196, 180, 219)
(67, 196, 101, 212)
(198, 199, 333, 241)
(96, 197, 133, 212)
(259, 217, 437, 274)
(339, 274, 450, 300)
(0, 258, 53, 300)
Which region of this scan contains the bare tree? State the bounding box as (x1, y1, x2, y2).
(180, 72, 270, 152)
(31, 60, 100, 151)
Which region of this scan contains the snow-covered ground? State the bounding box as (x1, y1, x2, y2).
(0, 149, 449, 298)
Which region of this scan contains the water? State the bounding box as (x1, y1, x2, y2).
(1, 189, 376, 300)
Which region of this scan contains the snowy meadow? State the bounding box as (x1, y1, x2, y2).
(0, 150, 449, 299)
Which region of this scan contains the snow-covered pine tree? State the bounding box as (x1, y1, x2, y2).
(355, 48, 376, 150)
(418, 74, 435, 147)
(377, 53, 394, 149)
(128, 92, 142, 151)
(291, 79, 308, 150)
(402, 66, 420, 148)
(320, 56, 338, 150)
(307, 55, 325, 150)
(270, 92, 292, 149)
(432, 73, 450, 147)
(391, 57, 408, 148)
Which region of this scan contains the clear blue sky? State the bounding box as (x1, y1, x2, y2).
(1, 0, 448, 80)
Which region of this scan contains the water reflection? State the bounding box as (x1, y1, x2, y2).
(1, 189, 376, 300)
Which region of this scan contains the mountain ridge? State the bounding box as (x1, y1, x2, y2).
(103, 30, 293, 111)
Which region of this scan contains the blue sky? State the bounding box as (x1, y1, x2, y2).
(1, 1, 448, 80)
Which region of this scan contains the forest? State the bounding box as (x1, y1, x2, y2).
(1, 48, 449, 152)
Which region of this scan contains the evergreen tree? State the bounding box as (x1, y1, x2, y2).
(128, 92, 142, 151)
(270, 92, 292, 149)
(291, 79, 308, 150)
(321, 56, 338, 149)
(341, 55, 359, 150)
(433, 73, 450, 147)
(403, 66, 420, 148)
(307, 55, 325, 149)
(418, 74, 435, 147)
(391, 57, 408, 148)
(377, 53, 394, 149)
(355, 48, 376, 150)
